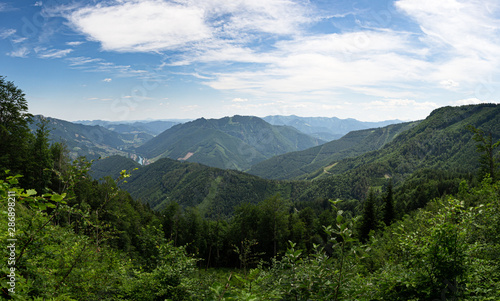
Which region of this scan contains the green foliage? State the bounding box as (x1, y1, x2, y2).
(125, 242, 198, 301)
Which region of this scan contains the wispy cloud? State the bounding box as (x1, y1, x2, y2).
(38, 48, 73, 59)
(66, 41, 84, 46)
(8, 47, 30, 58)
(0, 3, 13, 12)
(0, 29, 16, 39)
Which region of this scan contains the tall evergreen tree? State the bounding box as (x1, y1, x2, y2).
(383, 179, 395, 226)
(26, 116, 54, 193)
(359, 189, 377, 242)
(0, 76, 32, 173)
(468, 125, 500, 181)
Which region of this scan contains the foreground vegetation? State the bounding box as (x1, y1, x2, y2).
(1, 76, 500, 299)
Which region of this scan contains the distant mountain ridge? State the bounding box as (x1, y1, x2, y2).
(263, 115, 403, 141)
(135, 115, 325, 170)
(30, 115, 143, 160)
(75, 119, 188, 136)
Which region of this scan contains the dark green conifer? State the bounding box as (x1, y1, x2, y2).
(359, 189, 376, 242)
(383, 179, 395, 226)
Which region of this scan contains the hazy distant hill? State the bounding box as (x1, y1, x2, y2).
(263, 115, 403, 141)
(135, 115, 325, 170)
(30, 116, 142, 160)
(75, 119, 187, 136)
(248, 121, 419, 180)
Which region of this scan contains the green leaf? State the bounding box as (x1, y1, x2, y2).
(51, 194, 64, 202)
(26, 189, 37, 196)
(336, 214, 343, 224)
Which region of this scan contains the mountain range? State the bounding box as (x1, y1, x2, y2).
(90, 104, 500, 216)
(75, 119, 187, 136)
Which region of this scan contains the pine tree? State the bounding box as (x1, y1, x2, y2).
(383, 179, 395, 226)
(359, 189, 376, 242)
(468, 125, 500, 181)
(0, 76, 33, 173)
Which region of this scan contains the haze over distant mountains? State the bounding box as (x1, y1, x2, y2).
(263, 115, 403, 141)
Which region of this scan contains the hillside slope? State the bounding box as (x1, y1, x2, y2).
(298, 104, 500, 202)
(136, 115, 325, 170)
(248, 121, 418, 180)
(119, 158, 310, 215)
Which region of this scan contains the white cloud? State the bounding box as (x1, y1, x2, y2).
(66, 56, 103, 66)
(103, 78, 112, 82)
(66, 41, 84, 46)
(452, 98, 499, 106)
(8, 47, 30, 57)
(232, 98, 248, 102)
(38, 48, 73, 59)
(61, 0, 313, 53)
(67, 0, 211, 52)
(196, 0, 312, 36)
(0, 29, 16, 39)
(34, 1, 43, 7)
(396, 0, 500, 82)
(440, 79, 459, 89)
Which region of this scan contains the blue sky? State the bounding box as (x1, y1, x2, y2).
(1, 0, 500, 122)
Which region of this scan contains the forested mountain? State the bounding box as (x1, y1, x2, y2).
(248, 121, 419, 180)
(296, 104, 500, 203)
(91, 154, 141, 180)
(135, 115, 325, 170)
(323, 104, 499, 178)
(95, 156, 309, 214)
(29, 115, 147, 160)
(263, 115, 403, 141)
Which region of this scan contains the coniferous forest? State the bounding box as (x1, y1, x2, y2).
(2, 76, 500, 300)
